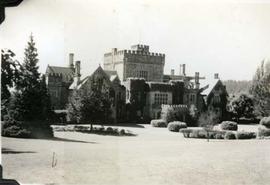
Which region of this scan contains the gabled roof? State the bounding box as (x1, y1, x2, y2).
(69, 76, 89, 90)
(46, 65, 74, 76)
(69, 66, 117, 90)
(200, 79, 220, 97)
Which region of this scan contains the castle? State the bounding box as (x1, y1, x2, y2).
(45, 44, 227, 123)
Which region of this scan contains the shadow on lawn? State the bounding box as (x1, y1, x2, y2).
(104, 124, 145, 128)
(77, 130, 137, 137)
(45, 137, 97, 144)
(2, 147, 36, 154)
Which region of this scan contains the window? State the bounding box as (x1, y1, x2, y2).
(213, 94, 221, 103)
(154, 93, 168, 105)
(137, 70, 148, 80)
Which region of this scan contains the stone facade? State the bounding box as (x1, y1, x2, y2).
(45, 45, 228, 123)
(104, 45, 165, 82)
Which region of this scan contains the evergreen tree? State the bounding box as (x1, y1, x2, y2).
(11, 34, 52, 122)
(250, 59, 270, 117)
(16, 33, 40, 90)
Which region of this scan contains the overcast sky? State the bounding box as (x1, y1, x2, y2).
(1, 0, 270, 80)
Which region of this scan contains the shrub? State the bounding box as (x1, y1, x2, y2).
(181, 129, 226, 139)
(119, 129, 125, 135)
(208, 130, 226, 139)
(106, 127, 113, 132)
(161, 105, 187, 124)
(260, 117, 270, 128)
(236, 131, 256, 139)
(74, 125, 89, 131)
(2, 125, 31, 138)
(220, 121, 238, 131)
(167, 121, 187, 132)
(215, 133, 224, 139)
(190, 129, 207, 138)
(151, 119, 167, 127)
(2, 119, 53, 138)
(224, 132, 236, 140)
(258, 126, 270, 138)
(180, 129, 193, 138)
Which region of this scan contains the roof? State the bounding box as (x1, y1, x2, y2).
(200, 79, 220, 96)
(69, 76, 89, 90)
(104, 70, 117, 78)
(46, 65, 74, 76)
(110, 75, 118, 82)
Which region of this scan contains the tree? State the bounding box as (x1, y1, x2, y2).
(80, 90, 111, 130)
(1, 49, 22, 100)
(9, 34, 52, 122)
(229, 93, 255, 121)
(16, 33, 40, 90)
(250, 59, 270, 117)
(198, 111, 219, 142)
(67, 87, 112, 130)
(1, 49, 21, 119)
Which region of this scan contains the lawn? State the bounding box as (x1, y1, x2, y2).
(1, 124, 270, 185)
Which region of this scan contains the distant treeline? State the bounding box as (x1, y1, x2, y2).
(222, 80, 252, 95)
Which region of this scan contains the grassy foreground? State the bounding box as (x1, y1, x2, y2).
(2, 124, 270, 185)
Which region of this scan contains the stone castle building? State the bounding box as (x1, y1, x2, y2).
(104, 44, 165, 82)
(46, 44, 228, 123)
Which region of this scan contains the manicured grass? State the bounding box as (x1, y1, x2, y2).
(2, 124, 270, 185)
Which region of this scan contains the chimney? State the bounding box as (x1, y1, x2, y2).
(74, 61, 81, 86)
(69, 53, 74, 68)
(214, 73, 219, 79)
(171, 69, 175, 76)
(195, 72, 200, 89)
(112, 48, 117, 55)
(180, 64, 186, 76)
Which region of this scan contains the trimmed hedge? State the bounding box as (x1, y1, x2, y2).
(151, 119, 167, 128)
(167, 121, 187, 132)
(180, 129, 226, 139)
(260, 117, 270, 128)
(236, 131, 256, 139)
(224, 132, 236, 140)
(220, 121, 238, 131)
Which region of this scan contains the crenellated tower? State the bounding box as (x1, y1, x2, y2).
(104, 44, 165, 82)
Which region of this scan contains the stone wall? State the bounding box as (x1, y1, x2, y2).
(103, 45, 165, 82)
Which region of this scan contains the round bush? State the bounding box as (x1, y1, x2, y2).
(260, 117, 270, 128)
(220, 121, 238, 131)
(167, 121, 187, 132)
(224, 132, 236, 140)
(106, 127, 113, 132)
(119, 129, 125, 135)
(151, 119, 167, 128)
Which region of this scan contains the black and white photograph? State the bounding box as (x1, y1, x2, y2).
(1, 0, 270, 185)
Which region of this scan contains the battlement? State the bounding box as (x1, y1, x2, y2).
(104, 45, 165, 58)
(131, 44, 149, 52)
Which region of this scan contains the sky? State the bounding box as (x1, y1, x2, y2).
(1, 0, 270, 80)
